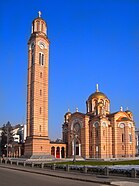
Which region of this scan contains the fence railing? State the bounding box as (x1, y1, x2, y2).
(0, 158, 138, 179)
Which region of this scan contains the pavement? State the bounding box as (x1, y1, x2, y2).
(0, 164, 139, 186)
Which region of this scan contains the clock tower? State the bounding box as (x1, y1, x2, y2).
(25, 12, 50, 157)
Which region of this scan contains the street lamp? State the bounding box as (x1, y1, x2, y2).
(7, 127, 9, 158)
(70, 131, 78, 163)
(73, 133, 78, 162)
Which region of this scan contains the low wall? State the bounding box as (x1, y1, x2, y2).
(0, 158, 138, 178)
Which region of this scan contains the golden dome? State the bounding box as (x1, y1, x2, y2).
(88, 91, 108, 100)
(87, 84, 109, 101)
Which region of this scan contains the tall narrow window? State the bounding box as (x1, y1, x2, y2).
(39, 53, 44, 66)
(103, 130, 105, 136)
(122, 133, 124, 142)
(39, 53, 41, 65)
(42, 54, 44, 65)
(40, 89, 42, 96)
(103, 145, 105, 151)
(129, 134, 132, 142)
(40, 72, 42, 78)
(31, 54, 34, 65)
(40, 125, 41, 132)
(31, 48, 34, 65)
(40, 107, 42, 114)
(37, 21, 40, 31)
(41, 23, 44, 32)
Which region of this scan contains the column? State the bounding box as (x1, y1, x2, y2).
(55, 147, 56, 158)
(72, 141, 74, 156)
(60, 147, 61, 159)
(79, 144, 81, 156)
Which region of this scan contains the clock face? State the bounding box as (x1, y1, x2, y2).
(119, 123, 125, 128)
(64, 128, 67, 132)
(38, 41, 46, 49)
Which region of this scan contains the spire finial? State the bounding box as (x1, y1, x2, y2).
(96, 84, 99, 92)
(38, 11, 42, 18)
(120, 106, 123, 111)
(76, 107, 78, 112)
(126, 107, 129, 110)
(68, 108, 70, 112)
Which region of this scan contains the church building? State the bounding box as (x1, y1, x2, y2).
(24, 12, 135, 160)
(62, 85, 135, 159)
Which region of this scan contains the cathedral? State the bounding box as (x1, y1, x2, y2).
(24, 12, 135, 159)
(62, 84, 135, 159)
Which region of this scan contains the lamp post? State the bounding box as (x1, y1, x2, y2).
(73, 134, 76, 162)
(71, 131, 78, 163)
(7, 127, 9, 158)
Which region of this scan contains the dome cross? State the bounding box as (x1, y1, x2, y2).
(38, 11, 42, 18)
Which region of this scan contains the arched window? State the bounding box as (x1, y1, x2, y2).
(31, 49, 34, 65)
(122, 133, 124, 142)
(39, 53, 44, 66)
(103, 130, 105, 136)
(90, 103, 92, 112)
(103, 145, 105, 151)
(37, 21, 40, 31)
(41, 23, 44, 32)
(129, 134, 132, 142)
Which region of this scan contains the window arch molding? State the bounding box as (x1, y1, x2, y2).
(71, 118, 83, 131)
(93, 121, 99, 128)
(118, 122, 125, 128)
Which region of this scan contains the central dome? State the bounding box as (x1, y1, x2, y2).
(88, 91, 108, 100)
(88, 84, 108, 100)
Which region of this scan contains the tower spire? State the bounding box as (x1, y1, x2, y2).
(96, 84, 99, 92)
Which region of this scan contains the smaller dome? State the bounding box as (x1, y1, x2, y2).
(125, 110, 132, 113)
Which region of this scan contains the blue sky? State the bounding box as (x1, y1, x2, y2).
(0, 0, 139, 139)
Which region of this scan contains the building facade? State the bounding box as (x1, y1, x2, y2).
(62, 85, 136, 159)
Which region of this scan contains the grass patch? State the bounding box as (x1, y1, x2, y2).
(54, 159, 139, 166)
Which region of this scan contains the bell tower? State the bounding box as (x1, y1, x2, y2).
(25, 12, 50, 157)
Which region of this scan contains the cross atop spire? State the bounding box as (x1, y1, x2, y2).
(38, 11, 42, 18)
(96, 84, 99, 92)
(120, 106, 123, 111)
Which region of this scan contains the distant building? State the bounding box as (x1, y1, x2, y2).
(62, 85, 136, 159)
(12, 124, 27, 143)
(0, 128, 2, 156)
(135, 128, 139, 156)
